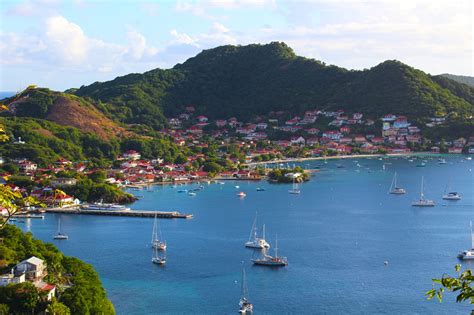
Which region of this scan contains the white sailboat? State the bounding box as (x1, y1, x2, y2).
(442, 178, 461, 200)
(389, 172, 406, 194)
(412, 176, 435, 207)
(151, 214, 167, 250)
(245, 213, 270, 249)
(239, 268, 253, 314)
(151, 246, 166, 265)
(53, 218, 68, 240)
(288, 175, 301, 194)
(252, 235, 288, 266)
(458, 220, 474, 260)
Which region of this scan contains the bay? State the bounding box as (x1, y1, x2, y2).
(15, 155, 474, 314)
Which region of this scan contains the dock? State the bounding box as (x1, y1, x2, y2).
(40, 208, 193, 219)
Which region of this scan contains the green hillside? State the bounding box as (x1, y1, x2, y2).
(439, 73, 474, 88)
(75, 42, 473, 125)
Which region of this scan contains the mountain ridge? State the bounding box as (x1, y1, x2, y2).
(73, 42, 473, 127)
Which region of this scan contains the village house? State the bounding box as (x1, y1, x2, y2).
(339, 136, 353, 144)
(256, 122, 268, 129)
(448, 147, 463, 154)
(215, 119, 227, 127)
(382, 114, 397, 122)
(123, 150, 141, 160)
(186, 126, 203, 135)
(393, 116, 410, 128)
(168, 118, 181, 128)
(290, 136, 306, 145)
(453, 138, 466, 148)
(0, 272, 25, 286)
(196, 115, 208, 123)
(306, 137, 319, 146)
(353, 135, 367, 144)
(179, 113, 190, 120)
(340, 126, 351, 134)
(18, 160, 37, 172)
(51, 178, 77, 187)
(14, 256, 46, 280)
(305, 128, 319, 135)
(322, 131, 342, 141)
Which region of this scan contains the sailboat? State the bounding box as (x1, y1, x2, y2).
(412, 176, 435, 207)
(53, 218, 68, 240)
(245, 214, 270, 249)
(151, 214, 166, 250)
(458, 221, 474, 260)
(252, 235, 288, 266)
(288, 176, 301, 194)
(442, 178, 461, 200)
(151, 246, 166, 265)
(389, 172, 406, 194)
(239, 268, 253, 314)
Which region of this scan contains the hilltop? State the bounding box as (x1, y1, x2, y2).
(2, 87, 130, 141)
(75, 42, 473, 126)
(438, 74, 474, 88)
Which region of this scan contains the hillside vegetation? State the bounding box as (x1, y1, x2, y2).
(75, 42, 473, 124)
(0, 224, 114, 314)
(439, 74, 474, 88)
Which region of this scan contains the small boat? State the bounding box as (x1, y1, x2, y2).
(443, 192, 461, 200)
(466, 157, 472, 161)
(245, 213, 270, 249)
(336, 164, 345, 168)
(151, 247, 166, 265)
(416, 162, 426, 167)
(442, 178, 461, 200)
(235, 185, 240, 189)
(256, 187, 265, 192)
(389, 172, 406, 194)
(237, 192, 246, 197)
(53, 218, 68, 240)
(438, 159, 447, 164)
(151, 214, 167, 250)
(288, 176, 301, 194)
(412, 176, 435, 207)
(188, 191, 197, 196)
(252, 235, 288, 267)
(177, 189, 187, 193)
(239, 268, 253, 314)
(458, 221, 474, 260)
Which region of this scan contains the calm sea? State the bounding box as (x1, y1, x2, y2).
(15, 155, 474, 314)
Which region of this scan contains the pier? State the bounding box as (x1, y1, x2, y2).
(40, 208, 193, 219)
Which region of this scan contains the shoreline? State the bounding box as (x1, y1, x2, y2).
(244, 152, 462, 166)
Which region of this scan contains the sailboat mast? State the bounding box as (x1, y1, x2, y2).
(275, 234, 278, 258)
(58, 218, 61, 234)
(470, 220, 473, 249)
(262, 224, 265, 240)
(420, 176, 424, 200)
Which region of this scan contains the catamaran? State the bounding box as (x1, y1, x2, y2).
(458, 221, 474, 260)
(151, 247, 166, 265)
(151, 214, 166, 250)
(239, 268, 253, 314)
(53, 218, 68, 240)
(389, 172, 406, 194)
(245, 213, 270, 249)
(442, 178, 461, 200)
(288, 175, 301, 194)
(412, 176, 435, 207)
(252, 235, 288, 266)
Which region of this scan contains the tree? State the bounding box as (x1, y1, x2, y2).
(46, 300, 71, 315)
(426, 264, 474, 304)
(0, 184, 43, 228)
(0, 304, 9, 315)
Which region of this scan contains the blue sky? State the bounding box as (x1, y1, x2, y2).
(0, 0, 472, 91)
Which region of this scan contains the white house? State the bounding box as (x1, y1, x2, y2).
(14, 256, 46, 280)
(0, 272, 25, 286)
(123, 150, 141, 160)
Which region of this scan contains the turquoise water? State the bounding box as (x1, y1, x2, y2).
(16, 156, 474, 314)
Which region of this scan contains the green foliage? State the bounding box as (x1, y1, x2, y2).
(13, 88, 55, 118)
(75, 43, 473, 126)
(0, 117, 120, 165)
(427, 264, 474, 304)
(0, 304, 8, 315)
(0, 225, 114, 314)
(47, 300, 71, 315)
(62, 178, 135, 204)
(268, 167, 309, 183)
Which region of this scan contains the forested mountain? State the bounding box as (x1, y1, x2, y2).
(439, 74, 474, 88)
(75, 42, 473, 125)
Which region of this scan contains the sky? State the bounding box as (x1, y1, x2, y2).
(0, 0, 472, 91)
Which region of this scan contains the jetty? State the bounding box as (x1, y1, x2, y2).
(39, 208, 193, 219)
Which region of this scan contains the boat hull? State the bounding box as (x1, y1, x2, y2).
(252, 259, 287, 266)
